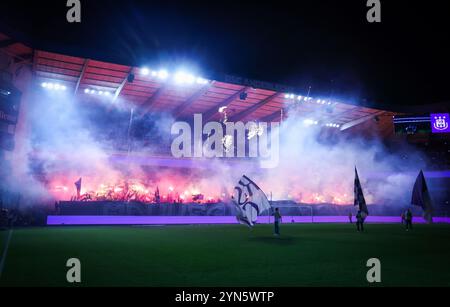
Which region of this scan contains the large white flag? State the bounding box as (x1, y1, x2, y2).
(231, 175, 272, 227)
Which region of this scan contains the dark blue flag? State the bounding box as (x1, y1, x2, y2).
(74, 177, 82, 199)
(411, 170, 433, 223)
(354, 168, 369, 216)
(155, 186, 160, 203)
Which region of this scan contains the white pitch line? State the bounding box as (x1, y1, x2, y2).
(0, 229, 13, 279)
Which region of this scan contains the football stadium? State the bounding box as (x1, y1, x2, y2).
(0, 1, 450, 290)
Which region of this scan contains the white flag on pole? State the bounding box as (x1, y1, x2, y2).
(231, 175, 271, 227)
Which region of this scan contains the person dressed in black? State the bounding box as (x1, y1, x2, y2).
(356, 210, 364, 232)
(405, 209, 413, 231)
(273, 208, 282, 236)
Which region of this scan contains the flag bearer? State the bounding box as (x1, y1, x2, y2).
(356, 210, 364, 232)
(405, 209, 413, 231)
(273, 208, 282, 236)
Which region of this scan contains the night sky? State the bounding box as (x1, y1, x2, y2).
(1, 0, 449, 109)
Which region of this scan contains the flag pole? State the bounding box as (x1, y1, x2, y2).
(269, 191, 272, 224)
(306, 85, 312, 100)
(127, 107, 134, 160)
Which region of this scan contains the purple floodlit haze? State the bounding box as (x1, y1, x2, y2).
(47, 215, 450, 225)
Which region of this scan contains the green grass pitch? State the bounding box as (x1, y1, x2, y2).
(1, 223, 450, 287)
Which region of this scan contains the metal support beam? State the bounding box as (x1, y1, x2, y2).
(137, 85, 168, 117)
(230, 92, 279, 122)
(174, 82, 214, 118)
(0, 48, 32, 66)
(74, 59, 90, 94)
(202, 86, 250, 121)
(322, 105, 359, 124)
(113, 67, 133, 102)
(340, 110, 386, 131)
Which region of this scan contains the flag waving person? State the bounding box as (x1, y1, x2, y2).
(231, 175, 272, 228)
(354, 167, 368, 232)
(411, 170, 433, 224)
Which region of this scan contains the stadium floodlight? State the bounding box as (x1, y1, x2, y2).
(174, 71, 195, 84)
(42, 82, 69, 91)
(83, 88, 113, 96)
(297, 95, 302, 100)
(284, 93, 290, 99)
(174, 72, 185, 84)
(196, 77, 208, 85)
(186, 74, 195, 84)
(141, 67, 150, 76)
(157, 69, 169, 80)
(303, 119, 315, 126)
(289, 94, 295, 99)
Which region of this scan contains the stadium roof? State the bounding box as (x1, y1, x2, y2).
(1, 32, 397, 133)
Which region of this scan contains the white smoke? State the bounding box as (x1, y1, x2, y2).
(5, 86, 429, 209)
